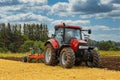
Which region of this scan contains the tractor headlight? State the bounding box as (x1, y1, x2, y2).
(79, 46, 88, 49)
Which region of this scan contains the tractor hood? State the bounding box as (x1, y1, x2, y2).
(70, 38, 88, 52)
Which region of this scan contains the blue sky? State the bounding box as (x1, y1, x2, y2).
(0, 0, 120, 42)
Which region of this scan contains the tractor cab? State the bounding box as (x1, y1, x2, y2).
(54, 24, 81, 43)
(54, 23, 91, 49)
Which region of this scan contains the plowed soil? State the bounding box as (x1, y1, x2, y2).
(0, 56, 120, 71)
(100, 56, 120, 71)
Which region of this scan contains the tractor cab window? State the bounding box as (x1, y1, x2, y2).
(55, 28, 63, 46)
(65, 28, 81, 43)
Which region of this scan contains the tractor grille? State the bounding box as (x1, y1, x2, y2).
(76, 43, 89, 58)
(79, 43, 88, 46)
(78, 43, 88, 49)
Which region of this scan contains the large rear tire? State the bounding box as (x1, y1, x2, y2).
(86, 50, 100, 67)
(60, 47, 75, 68)
(44, 44, 58, 66)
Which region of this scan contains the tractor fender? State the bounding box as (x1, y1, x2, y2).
(45, 39, 59, 49)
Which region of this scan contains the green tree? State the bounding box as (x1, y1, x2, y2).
(18, 40, 34, 52)
(98, 40, 119, 51)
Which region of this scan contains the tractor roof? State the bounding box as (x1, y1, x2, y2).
(55, 24, 82, 29)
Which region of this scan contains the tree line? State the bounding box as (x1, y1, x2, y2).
(0, 23, 49, 53)
(88, 39, 120, 51)
(0, 23, 120, 53)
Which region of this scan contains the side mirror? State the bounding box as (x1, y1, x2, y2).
(88, 29, 91, 34)
(52, 34, 56, 37)
(84, 34, 89, 41)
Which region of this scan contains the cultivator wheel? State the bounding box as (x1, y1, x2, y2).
(28, 58, 36, 63)
(22, 56, 27, 62)
(60, 47, 75, 68)
(38, 59, 44, 63)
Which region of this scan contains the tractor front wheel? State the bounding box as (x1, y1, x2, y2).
(60, 47, 75, 68)
(44, 44, 58, 66)
(86, 50, 100, 67)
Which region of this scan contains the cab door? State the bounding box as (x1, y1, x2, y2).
(55, 28, 63, 47)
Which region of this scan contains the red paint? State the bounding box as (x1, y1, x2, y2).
(70, 38, 87, 52)
(56, 24, 82, 29)
(47, 39, 59, 49)
(29, 53, 44, 59)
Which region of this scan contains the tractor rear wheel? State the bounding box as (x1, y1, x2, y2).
(44, 44, 58, 66)
(86, 50, 100, 67)
(60, 47, 75, 68)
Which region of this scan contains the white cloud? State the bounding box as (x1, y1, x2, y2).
(91, 33, 120, 41)
(50, 0, 120, 19)
(50, 2, 70, 16)
(0, 5, 22, 12)
(19, 0, 47, 5)
(32, 5, 51, 14)
(50, 0, 86, 17)
(81, 9, 120, 19)
(0, 0, 12, 2)
(0, 13, 53, 23)
(113, 4, 120, 8)
(84, 25, 120, 41)
(0, 0, 51, 20)
(100, 0, 112, 4)
(80, 1, 120, 19)
(51, 19, 90, 26)
(91, 25, 110, 30)
(0, 0, 119, 19)
(89, 25, 120, 31)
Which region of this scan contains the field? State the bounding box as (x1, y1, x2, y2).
(99, 51, 120, 56)
(0, 51, 120, 58)
(0, 59, 120, 80)
(0, 52, 27, 58)
(0, 51, 120, 80)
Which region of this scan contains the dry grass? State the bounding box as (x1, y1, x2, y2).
(0, 59, 120, 80)
(99, 51, 120, 56)
(0, 50, 120, 58)
(0, 52, 27, 58)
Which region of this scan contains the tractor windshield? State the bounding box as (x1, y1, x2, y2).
(65, 28, 81, 43)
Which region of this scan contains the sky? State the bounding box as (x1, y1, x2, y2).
(0, 0, 120, 42)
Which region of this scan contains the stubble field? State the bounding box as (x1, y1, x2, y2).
(0, 51, 120, 80)
(0, 59, 120, 80)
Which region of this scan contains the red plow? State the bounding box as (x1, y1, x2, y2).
(22, 53, 44, 63)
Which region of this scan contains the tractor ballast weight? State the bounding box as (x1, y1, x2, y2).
(44, 23, 100, 68)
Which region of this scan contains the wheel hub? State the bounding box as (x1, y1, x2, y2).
(62, 52, 67, 65)
(45, 48, 51, 63)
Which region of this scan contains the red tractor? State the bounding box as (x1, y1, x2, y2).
(44, 23, 100, 68)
